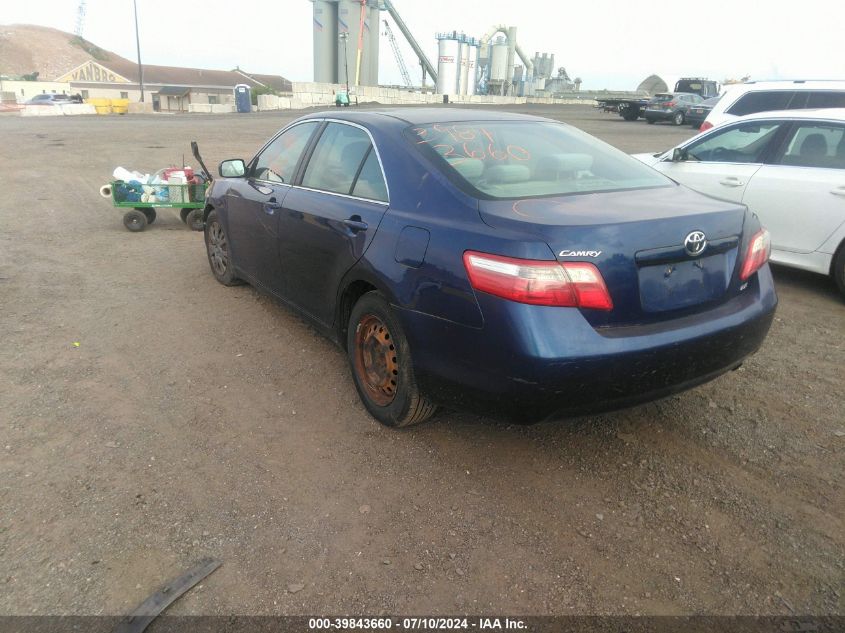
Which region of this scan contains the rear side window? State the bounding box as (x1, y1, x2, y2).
(407, 121, 670, 199)
(728, 91, 794, 116)
(806, 91, 845, 108)
(780, 123, 845, 169)
(253, 121, 319, 183)
(351, 150, 388, 201)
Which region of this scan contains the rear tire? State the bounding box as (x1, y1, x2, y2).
(646, 117, 656, 124)
(186, 209, 205, 231)
(347, 292, 437, 427)
(123, 210, 147, 232)
(180, 208, 192, 224)
(622, 106, 639, 121)
(833, 244, 845, 298)
(138, 208, 156, 224)
(673, 111, 685, 126)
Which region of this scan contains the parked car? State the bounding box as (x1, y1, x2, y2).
(24, 93, 82, 105)
(700, 80, 845, 131)
(199, 109, 776, 427)
(633, 109, 845, 296)
(644, 92, 704, 125)
(686, 95, 722, 129)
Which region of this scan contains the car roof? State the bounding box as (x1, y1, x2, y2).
(301, 107, 550, 126)
(740, 108, 845, 122)
(740, 79, 845, 86)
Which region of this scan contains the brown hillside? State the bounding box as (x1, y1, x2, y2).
(0, 24, 132, 80)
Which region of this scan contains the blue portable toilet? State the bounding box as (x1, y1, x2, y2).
(234, 84, 251, 113)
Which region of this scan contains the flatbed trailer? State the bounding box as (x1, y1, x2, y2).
(597, 77, 719, 122)
(596, 97, 650, 121)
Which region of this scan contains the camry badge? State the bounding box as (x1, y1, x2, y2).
(559, 250, 602, 258)
(684, 231, 707, 257)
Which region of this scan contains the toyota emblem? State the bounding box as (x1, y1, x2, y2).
(684, 230, 707, 256)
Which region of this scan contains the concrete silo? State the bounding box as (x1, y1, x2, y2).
(436, 32, 460, 95)
(466, 40, 478, 96)
(312, 0, 338, 84)
(488, 36, 509, 94)
(458, 36, 469, 95)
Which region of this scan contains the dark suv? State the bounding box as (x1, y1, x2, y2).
(644, 92, 704, 125)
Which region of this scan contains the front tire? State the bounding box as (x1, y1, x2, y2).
(347, 292, 437, 427)
(123, 210, 147, 232)
(204, 210, 242, 286)
(833, 243, 845, 298)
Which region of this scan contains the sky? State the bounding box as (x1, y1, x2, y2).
(3, 0, 844, 90)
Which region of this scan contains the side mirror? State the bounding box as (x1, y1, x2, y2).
(219, 159, 246, 178)
(670, 148, 687, 162)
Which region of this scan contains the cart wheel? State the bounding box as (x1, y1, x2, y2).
(186, 209, 205, 231)
(138, 208, 156, 224)
(123, 210, 147, 232)
(180, 208, 192, 224)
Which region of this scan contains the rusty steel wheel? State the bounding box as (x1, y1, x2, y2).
(347, 292, 437, 427)
(353, 314, 399, 406)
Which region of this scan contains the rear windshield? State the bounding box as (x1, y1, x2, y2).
(653, 93, 674, 100)
(406, 121, 671, 199)
(676, 81, 702, 92)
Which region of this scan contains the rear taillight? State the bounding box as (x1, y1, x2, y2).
(463, 251, 613, 310)
(739, 229, 771, 281)
(699, 120, 713, 132)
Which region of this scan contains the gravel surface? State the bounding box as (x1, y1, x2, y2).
(0, 105, 842, 617)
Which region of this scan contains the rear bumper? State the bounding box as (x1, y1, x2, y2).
(398, 267, 777, 422)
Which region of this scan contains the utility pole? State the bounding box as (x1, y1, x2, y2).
(339, 32, 350, 98)
(133, 0, 145, 102)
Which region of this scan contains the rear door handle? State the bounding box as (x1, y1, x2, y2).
(830, 187, 845, 197)
(342, 218, 368, 232)
(719, 177, 744, 187)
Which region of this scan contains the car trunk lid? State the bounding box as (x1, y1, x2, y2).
(478, 185, 748, 327)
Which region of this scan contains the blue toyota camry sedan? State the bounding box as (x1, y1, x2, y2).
(201, 109, 777, 427)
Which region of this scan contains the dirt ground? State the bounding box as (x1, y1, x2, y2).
(0, 105, 842, 618)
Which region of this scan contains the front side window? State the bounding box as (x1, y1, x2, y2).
(408, 121, 671, 199)
(684, 121, 783, 163)
(727, 91, 794, 116)
(252, 121, 319, 183)
(301, 123, 376, 196)
(780, 123, 845, 169)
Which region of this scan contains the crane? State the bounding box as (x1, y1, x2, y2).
(75, 0, 87, 37)
(383, 19, 413, 89)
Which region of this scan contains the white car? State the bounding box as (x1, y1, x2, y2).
(700, 80, 845, 131)
(634, 109, 845, 297)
